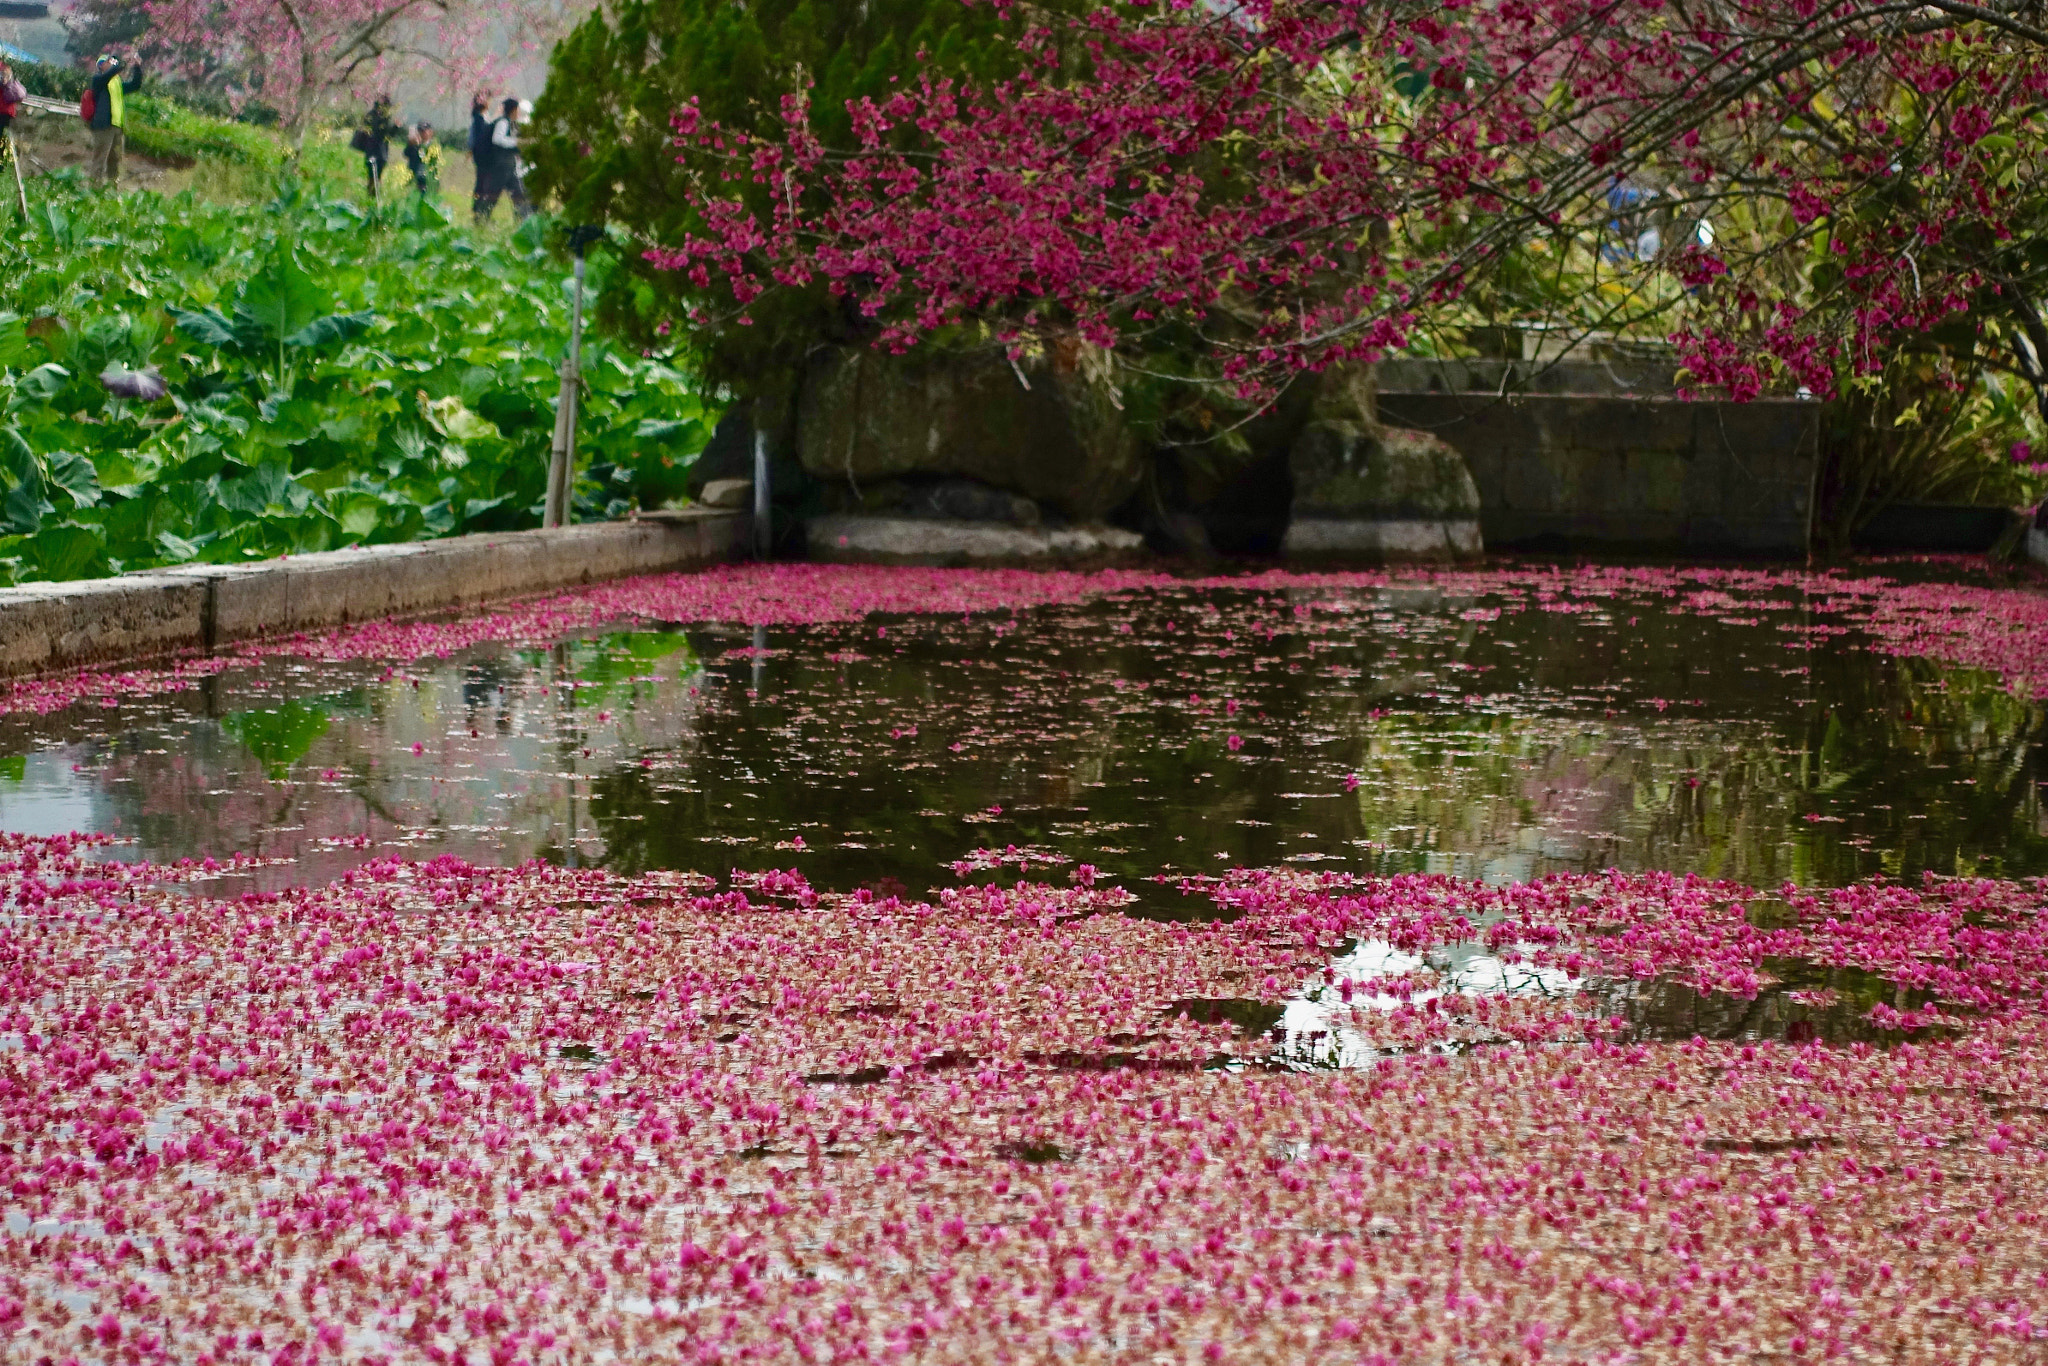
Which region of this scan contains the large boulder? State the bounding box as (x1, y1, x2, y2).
(796, 346, 1144, 523)
(1284, 372, 1484, 561)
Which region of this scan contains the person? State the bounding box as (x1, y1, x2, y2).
(467, 93, 494, 218)
(0, 58, 22, 195)
(474, 95, 533, 224)
(86, 50, 142, 187)
(0, 57, 23, 134)
(355, 94, 400, 200)
(403, 121, 439, 196)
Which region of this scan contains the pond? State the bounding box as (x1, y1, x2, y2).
(3, 569, 2042, 904)
(2, 559, 2045, 1364)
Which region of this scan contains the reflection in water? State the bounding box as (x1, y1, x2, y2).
(0, 584, 2038, 903)
(221, 701, 332, 781)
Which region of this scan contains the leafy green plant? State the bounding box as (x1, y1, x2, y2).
(1813, 349, 2045, 552)
(0, 178, 716, 586)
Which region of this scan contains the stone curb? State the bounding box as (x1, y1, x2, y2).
(0, 512, 748, 680)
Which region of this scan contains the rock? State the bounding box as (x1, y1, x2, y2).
(1141, 506, 1214, 558)
(797, 346, 1144, 522)
(806, 515, 1143, 567)
(830, 477, 1042, 526)
(1285, 376, 1484, 561)
(698, 478, 754, 510)
(687, 407, 758, 497)
(1291, 423, 1480, 522)
(1135, 365, 1374, 558)
(1139, 446, 1292, 558)
(1283, 516, 1484, 560)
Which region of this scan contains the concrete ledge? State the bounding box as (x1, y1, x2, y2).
(0, 512, 748, 680)
(0, 575, 210, 679)
(1282, 518, 1484, 562)
(807, 516, 1144, 566)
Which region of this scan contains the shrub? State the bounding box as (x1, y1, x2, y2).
(12, 59, 87, 103)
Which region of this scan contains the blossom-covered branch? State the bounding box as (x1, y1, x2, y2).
(647, 0, 2048, 403)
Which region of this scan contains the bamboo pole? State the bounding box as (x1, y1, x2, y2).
(5, 130, 25, 218)
(543, 252, 585, 529)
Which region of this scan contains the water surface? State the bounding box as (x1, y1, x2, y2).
(2, 580, 2040, 905)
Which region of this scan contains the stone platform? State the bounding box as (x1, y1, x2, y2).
(807, 516, 1143, 566)
(1280, 517, 1485, 562)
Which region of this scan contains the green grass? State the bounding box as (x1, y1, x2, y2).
(122, 96, 286, 172)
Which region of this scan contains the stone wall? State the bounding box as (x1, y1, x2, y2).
(0, 513, 746, 679)
(1376, 358, 1679, 397)
(1375, 391, 1820, 555)
(796, 346, 1144, 524)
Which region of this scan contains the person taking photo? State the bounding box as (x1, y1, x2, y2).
(86, 50, 142, 187)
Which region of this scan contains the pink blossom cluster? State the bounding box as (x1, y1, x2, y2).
(1, 833, 2045, 1362)
(5, 560, 2045, 719)
(644, 0, 2048, 399)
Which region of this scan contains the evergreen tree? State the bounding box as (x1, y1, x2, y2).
(527, 0, 1096, 399)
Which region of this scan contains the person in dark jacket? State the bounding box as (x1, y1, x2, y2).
(473, 96, 533, 224)
(357, 94, 400, 200)
(467, 93, 495, 218)
(87, 50, 143, 186)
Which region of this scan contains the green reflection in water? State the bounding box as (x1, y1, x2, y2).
(519, 631, 702, 714)
(221, 701, 333, 781)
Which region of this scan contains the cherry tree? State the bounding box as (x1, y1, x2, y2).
(144, 0, 583, 145)
(646, 0, 2048, 410)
